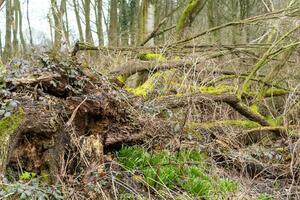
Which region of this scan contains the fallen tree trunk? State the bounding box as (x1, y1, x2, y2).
(110, 59, 195, 77)
(155, 93, 273, 128)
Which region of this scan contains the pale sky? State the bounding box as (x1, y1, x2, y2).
(0, 0, 107, 47)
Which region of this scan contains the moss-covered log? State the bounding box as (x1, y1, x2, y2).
(176, 0, 207, 38)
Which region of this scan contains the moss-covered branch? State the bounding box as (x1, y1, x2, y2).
(176, 0, 207, 39)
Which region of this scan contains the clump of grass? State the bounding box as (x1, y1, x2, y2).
(117, 146, 238, 199)
(257, 193, 274, 200)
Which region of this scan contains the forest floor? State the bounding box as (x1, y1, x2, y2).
(0, 45, 300, 199)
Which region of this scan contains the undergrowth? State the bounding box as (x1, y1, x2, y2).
(117, 146, 238, 199)
(0, 179, 63, 199)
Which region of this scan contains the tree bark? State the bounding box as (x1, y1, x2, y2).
(73, 0, 84, 42)
(109, 0, 118, 46)
(95, 0, 104, 46)
(84, 0, 93, 44)
(3, 0, 12, 60)
(12, 0, 19, 55)
(50, 0, 67, 52)
(17, 0, 26, 51)
(26, 0, 33, 46)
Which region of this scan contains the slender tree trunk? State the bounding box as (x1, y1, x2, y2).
(84, 0, 93, 44)
(129, 0, 139, 46)
(109, 0, 118, 46)
(230, 0, 239, 44)
(4, 0, 12, 60)
(207, 0, 220, 43)
(137, 0, 147, 44)
(95, 0, 104, 46)
(154, 1, 161, 45)
(119, 0, 129, 46)
(145, 1, 155, 46)
(47, 13, 54, 46)
(12, 0, 19, 55)
(73, 0, 84, 42)
(0, 31, 3, 57)
(50, 0, 66, 52)
(27, 0, 33, 46)
(17, 0, 26, 51)
(63, 4, 70, 46)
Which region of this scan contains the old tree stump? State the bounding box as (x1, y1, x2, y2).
(0, 56, 153, 182)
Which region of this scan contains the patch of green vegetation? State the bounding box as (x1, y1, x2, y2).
(117, 146, 238, 199)
(266, 115, 283, 127)
(0, 108, 24, 141)
(0, 179, 63, 199)
(185, 120, 261, 131)
(116, 75, 127, 84)
(19, 171, 37, 180)
(199, 85, 234, 94)
(171, 83, 234, 95)
(219, 178, 238, 196)
(137, 53, 166, 61)
(257, 193, 274, 200)
(40, 170, 51, 184)
(265, 88, 288, 96)
(223, 120, 261, 128)
(126, 70, 175, 97)
(250, 104, 260, 115)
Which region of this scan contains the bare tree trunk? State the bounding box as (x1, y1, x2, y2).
(207, 0, 220, 43)
(95, 0, 104, 46)
(119, 0, 129, 46)
(137, 0, 147, 44)
(73, 0, 84, 42)
(4, 0, 12, 60)
(50, 0, 66, 52)
(0, 31, 2, 57)
(63, 3, 70, 46)
(129, 0, 139, 46)
(84, 0, 93, 44)
(109, 0, 118, 46)
(26, 0, 33, 46)
(47, 13, 54, 46)
(17, 0, 26, 51)
(12, 0, 19, 55)
(145, 1, 155, 46)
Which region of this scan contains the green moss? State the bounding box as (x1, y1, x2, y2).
(0, 108, 24, 141)
(199, 85, 234, 94)
(265, 88, 289, 96)
(266, 116, 283, 127)
(126, 70, 175, 98)
(171, 83, 234, 95)
(176, 0, 199, 32)
(222, 120, 261, 128)
(116, 75, 127, 84)
(126, 74, 157, 97)
(186, 120, 261, 130)
(250, 104, 260, 115)
(137, 53, 166, 61)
